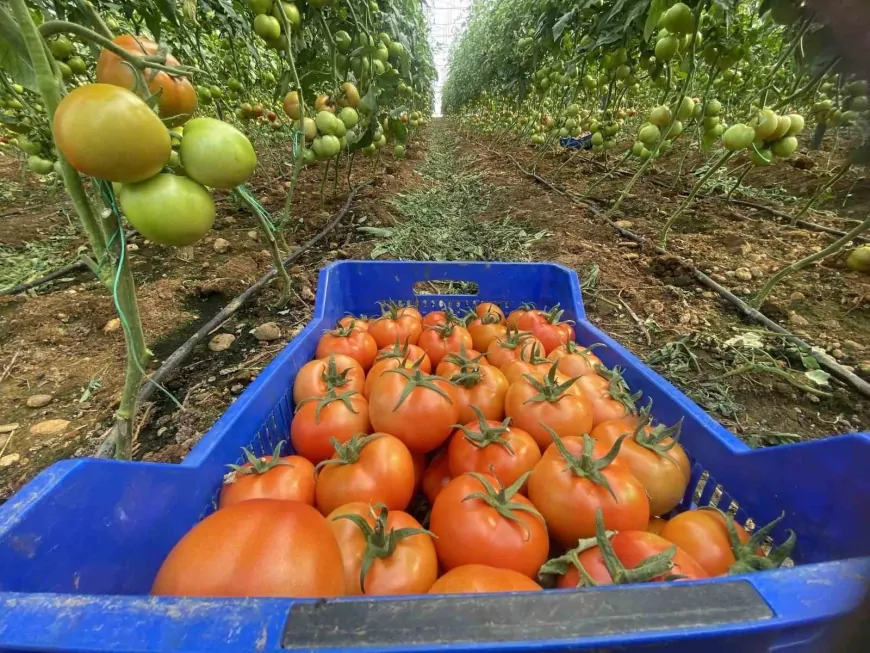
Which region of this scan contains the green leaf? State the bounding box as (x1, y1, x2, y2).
(552, 9, 576, 42)
(392, 119, 408, 145)
(155, 0, 180, 25)
(144, 9, 163, 42)
(0, 7, 37, 92)
(644, 0, 668, 41)
(275, 69, 292, 103)
(804, 369, 831, 387)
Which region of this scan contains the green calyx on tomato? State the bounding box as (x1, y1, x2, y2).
(384, 367, 453, 410)
(227, 440, 292, 476)
(522, 363, 580, 403)
(454, 407, 515, 451)
(296, 389, 361, 423)
(311, 354, 361, 393)
(460, 471, 544, 535)
(598, 365, 642, 413)
(540, 509, 676, 587)
(333, 503, 434, 592)
(315, 433, 384, 470)
(628, 402, 684, 462)
(544, 430, 627, 500)
(711, 508, 796, 575)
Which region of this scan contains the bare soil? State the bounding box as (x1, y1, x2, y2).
(1, 122, 868, 502)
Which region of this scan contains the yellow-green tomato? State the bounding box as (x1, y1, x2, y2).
(120, 174, 215, 246)
(394, 144, 405, 159)
(722, 124, 756, 151)
(179, 118, 256, 188)
(771, 136, 798, 158)
(846, 246, 870, 272)
(339, 107, 359, 129)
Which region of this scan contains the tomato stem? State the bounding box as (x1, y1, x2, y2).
(461, 472, 543, 539)
(227, 441, 292, 476)
(454, 407, 515, 453)
(315, 433, 383, 473)
(545, 430, 628, 501)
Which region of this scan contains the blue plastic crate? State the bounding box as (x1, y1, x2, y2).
(559, 133, 593, 150)
(1, 261, 869, 653)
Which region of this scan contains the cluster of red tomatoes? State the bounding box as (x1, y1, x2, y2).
(152, 301, 791, 598)
(51, 35, 258, 247)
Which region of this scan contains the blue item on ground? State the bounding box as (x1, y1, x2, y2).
(559, 132, 593, 150)
(1, 260, 868, 653)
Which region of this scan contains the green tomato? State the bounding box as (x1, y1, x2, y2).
(846, 246, 870, 272)
(771, 136, 798, 158)
(676, 96, 695, 120)
(254, 14, 281, 40)
(49, 37, 73, 60)
(179, 118, 257, 188)
(394, 144, 405, 159)
(850, 96, 869, 112)
(669, 120, 684, 138)
(786, 114, 805, 136)
(210, 86, 224, 99)
(247, 0, 273, 14)
(272, 2, 301, 28)
(663, 3, 694, 35)
(703, 116, 720, 130)
(228, 78, 243, 92)
(591, 132, 604, 146)
(655, 35, 679, 61)
(17, 137, 41, 155)
(58, 62, 73, 80)
(335, 30, 352, 53)
(846, 81, 867, 97)
(750, 147, 772, 166)
(631, 141, 645, 156)
(339, 107, 359, 129)
(388, 41, 405, 59)
(120, 174, 215, 246)
(704, 99, 722, 116)
(649, 105, 672, 128)
(67, 56, 86, 75)
(722, 124, 755, 151)
(639, 124, 661, 147)
(28, 155, 54, 175)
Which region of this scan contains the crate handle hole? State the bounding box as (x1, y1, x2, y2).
(413, 280, 480, 296)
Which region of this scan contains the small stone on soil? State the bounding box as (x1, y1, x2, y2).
(832, 349, 845, 360)
(301, 285, 316, 301)
(711, 274, 727, 283)
(734, 267, 753, 281)
(103, 318, 121, 333)
(230, 384, 244, 395)
(126, 243, 139, 252)
(247, 230, 259, 241)
(213, 238, 231, 253)
(789, 292, 806, 304)
(614, 220, 633, 228)
(701, 292, 717, 299)
(789, 312, 809, 327)
(209, 333, 236, 352)
(0, 424, 20, 434)
(251, 322, 281, 341)
(29, 419, 71, 436)
(623, 253, 639, 261)
(843, 340, 863, 352)
(26, 394, 53, 408)
(0, 453, 21, 468)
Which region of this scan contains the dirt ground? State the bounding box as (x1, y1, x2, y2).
(1, 121, 868, 502)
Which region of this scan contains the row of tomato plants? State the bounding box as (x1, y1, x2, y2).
(0, 0, 435, 458)
(152, 300, 792, 597)
(443, 0, 870, 277)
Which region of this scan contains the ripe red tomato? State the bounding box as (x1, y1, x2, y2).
(474, 302, 506, 323)
(428, 564, 542, 594)
(418, 323, 473, 367)
(315, 326, 378, 371)
(290, 391, 371, 464)
(524, 306, 575, 354)
(421, 450, 452, 503)
(54, 84, 171, 183)
(152, 499, 345, 597)
(504, 366, 594, 449)
(368, 304, 423, 348)
(327, 503, 438, 595)
(447, 413, 541, 490)
(96, 35, 196, 126)
(431, 473, 549, 578)
(590, 412, 690, 516)
(506, 305, 543, 329)
(443, 361, 509, 424)
(337, 315, 369, 332)
(647, 517, 668, 535)
(575, 370, 639, 426)
(315, 434, 415, 515)
(553, 530, 708, 588)
(434, 346, 490, 378)
(486, 328, 543, 369)
(659, 509, 754, 576)
(421, 308, 464, 329)
(293, 354, 365, 404)
(548, 341, 604, 377)
(368, 368, 460, 453)
(467, 307, 507, 352)
(218, 445, 315, 509)
(364, 344, 432, 399)
(527, 434, 649, 547)
(500, 342, 552, 384)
